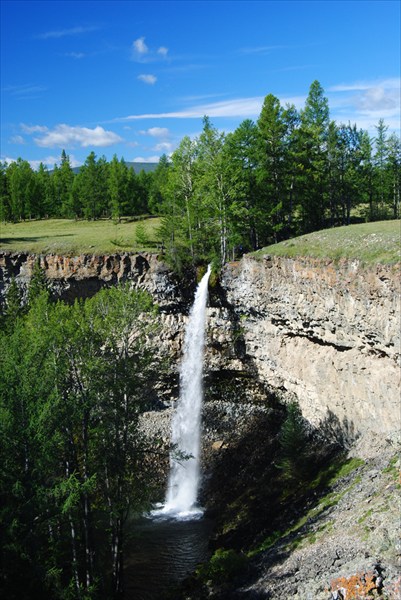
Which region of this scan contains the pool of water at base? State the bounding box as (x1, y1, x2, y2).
(124, 514, 213, 600)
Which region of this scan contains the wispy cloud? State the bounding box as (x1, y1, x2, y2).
(154, 142, 173, 152)
(133, 36, 148, 55)
(64, 52, 86, 59)
(238, 44, 290, 55)
(21, 123, 49, 134)
(24, 124, 123, 148)
(37, 25, 99, 40)
(140, 127, 170, 138)
(3, 84, 47, 99)
(9, 135, 25, 144)
(138, 74, 157, 85)
(132, 156, 161, 163)
(131, 36, 169, 63)
(328, 77, 400, 131)
(114, 95, 305, 121)
(117, 97, 265, 121)
(2, 154, 81, 170)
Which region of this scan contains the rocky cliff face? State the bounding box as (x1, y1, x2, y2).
(219, 255, 400, 438)
(1, 250, 399, 440)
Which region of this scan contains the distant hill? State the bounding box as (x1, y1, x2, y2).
(70, 162, 158, 175)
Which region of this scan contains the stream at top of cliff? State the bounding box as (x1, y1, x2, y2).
(124, 513, 213, 599)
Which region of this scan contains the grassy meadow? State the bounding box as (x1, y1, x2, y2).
(0, 217, 162, 255)
(254, 220, 401, 265)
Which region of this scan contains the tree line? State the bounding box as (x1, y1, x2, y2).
(1, 80, 400, 268)
(0, 273, 166, 599)
(157, 81, 400, 269)
(0, 152, 156, 223)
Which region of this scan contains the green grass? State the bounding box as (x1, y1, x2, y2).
(0, 217, 162, 255)
(253, 220, 401, 265)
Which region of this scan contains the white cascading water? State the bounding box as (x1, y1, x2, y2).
(156, 265, 211, 519)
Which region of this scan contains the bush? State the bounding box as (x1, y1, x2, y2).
(197, 548, 247, 584)
(277, 401, 310, 482)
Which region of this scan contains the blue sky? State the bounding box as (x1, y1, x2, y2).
(1, 0, 400, 169)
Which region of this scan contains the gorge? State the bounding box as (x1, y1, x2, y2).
(0, 249, 400, 599)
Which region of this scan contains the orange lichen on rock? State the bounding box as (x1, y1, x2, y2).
(330, 570, 381, 598)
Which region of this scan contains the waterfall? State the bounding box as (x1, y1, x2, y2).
(155, 265, 211, 519)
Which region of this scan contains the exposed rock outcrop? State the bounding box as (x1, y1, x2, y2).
(1, 250, 399, 439)
(219, 255, 400, 438)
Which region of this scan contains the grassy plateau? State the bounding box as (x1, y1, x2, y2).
(0, 217, 162, 255)
(253, 220, 401, 265)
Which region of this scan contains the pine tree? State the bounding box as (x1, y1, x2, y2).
(296, 80, 330, 232)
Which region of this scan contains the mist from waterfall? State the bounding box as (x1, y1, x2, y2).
(155, 265, 211, 519)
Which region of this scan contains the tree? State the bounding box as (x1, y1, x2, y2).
(373, 119, 389, 218)
(0, 162, 11, 222)
(27, 259, 49, 308)
(196, 117, 230, 265)
(108, 155, 130, 221)
(6, 159, 39, 221)
(0, 286, 163, 599)
(223, 119, 259, 251)
(386, 133, 401, 219)
(77, 152, 105, 220)
(52, 150, 75, 217)
(36, 163, 55, 218)
(257, 94, 289, 243)
(148, 154, 170, 215)
(2, 276, 24, 329)
(296, 80, 330, 232)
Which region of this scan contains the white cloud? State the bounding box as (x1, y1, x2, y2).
(138, 74, 157, 85)
(1, 154, 81, 170)
(328, 77, 400, 92)
(37, 26, 98, 39)
(142, 127, 170, 138)
(328, 77, 400, 133)
(133, 36, 148, 55)
(117, 95, 305, 121)
(132, 156, 160, 163)
(21, 123, 49, 134)
(65, 52, 86, 59)
(131, 37, 169, 62)
(9, 135, 25, 144)
(32, 124, 123, 148)
(238, 44, 290, 55)
(4, 84, 47, 98)
(154, 142, 173, 152)
(118, 97, 265, 120)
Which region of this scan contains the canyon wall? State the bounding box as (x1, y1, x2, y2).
(1, 251, 399, 438)
(219, 256, 400, 437)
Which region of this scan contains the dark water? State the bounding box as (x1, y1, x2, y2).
(124, 514, 213, 600)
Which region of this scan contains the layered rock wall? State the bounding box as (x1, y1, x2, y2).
(1, 250, 399, 438)
(221, 256, 400, 437)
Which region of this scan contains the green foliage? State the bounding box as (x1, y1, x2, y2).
(276, 401, 310, 482)
(196, 548, 247, 584)
(0, 82, 399, 269)
(26, 259, 49, 308)
(135, 220, 148, 247)
(0, 285, 164, 599)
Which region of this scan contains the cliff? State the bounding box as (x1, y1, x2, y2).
(1, 250, 399, 438)
(1, 250, 400, 598)
(219, 255, 400, 438)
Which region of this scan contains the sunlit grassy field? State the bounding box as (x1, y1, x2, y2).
(253, 220, 401, 265)
(0, 217, 162, 255)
